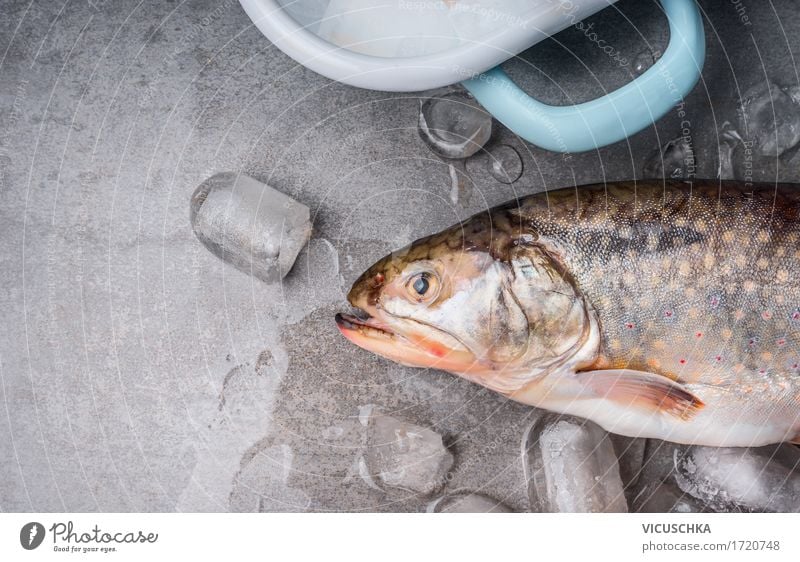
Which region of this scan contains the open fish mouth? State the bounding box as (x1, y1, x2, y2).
(334, 312, 396, 340)
(336, 310, 431, 368)
(335, 310, 484, 373)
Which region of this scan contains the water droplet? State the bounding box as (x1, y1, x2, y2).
(419, 91, 492, 159)
(633, 50, 660, 75)
(487, 144, 523, 183)
(448, 163, 460, 204)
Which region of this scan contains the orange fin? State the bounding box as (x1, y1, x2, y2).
(579, 369, 704, 421)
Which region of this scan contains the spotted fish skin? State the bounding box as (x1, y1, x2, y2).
(338, 179, 800, 446)
(505, 180, 800, 444)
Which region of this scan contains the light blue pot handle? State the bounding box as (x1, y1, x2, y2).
(461, 0, 705, 153)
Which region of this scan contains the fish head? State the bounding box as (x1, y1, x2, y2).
(335, 209, 593, 392)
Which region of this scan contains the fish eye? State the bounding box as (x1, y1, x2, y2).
(413, 276, 429, 295)
(405, 272, 439, 303)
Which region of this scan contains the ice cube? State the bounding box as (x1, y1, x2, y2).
(674, 444, 800, 512)
(523, 414, 628, 512)
(364, 411, 454, 495)
(427, 492, 512, 513)
(716, 120, 788, 183)
(737, 81, 800, 157)
(419, 92, 492, 159)
(190, 172, 312, 283)
(642, 136, 695, 179)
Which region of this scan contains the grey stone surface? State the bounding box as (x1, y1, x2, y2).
(2, 0, 800, 512)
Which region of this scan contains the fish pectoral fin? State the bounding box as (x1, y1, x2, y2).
(578, 369, 704, 421)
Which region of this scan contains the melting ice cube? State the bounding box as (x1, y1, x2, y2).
(738, 81, 800, 157)
(190, 172, 312, 283)
(674, 444, 800, 512)
(427, 492, 512, 513)
(364, 411, 454, 496)
(523, 414, 628, 512)
(419, 91, 492, 160)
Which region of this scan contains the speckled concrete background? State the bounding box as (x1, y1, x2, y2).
(1, 0, 799, 512)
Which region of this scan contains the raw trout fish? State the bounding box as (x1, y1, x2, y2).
(336, 180, 800, 446)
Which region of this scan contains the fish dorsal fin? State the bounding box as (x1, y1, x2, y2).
(578, 369, 704, 421)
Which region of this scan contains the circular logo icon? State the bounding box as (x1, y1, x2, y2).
(20, 522, 45, 550)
